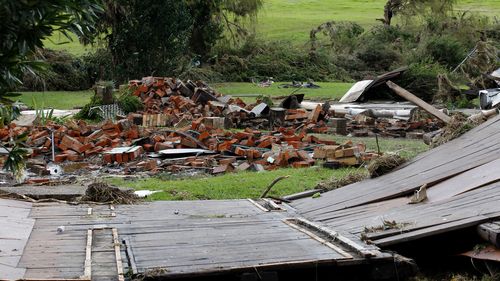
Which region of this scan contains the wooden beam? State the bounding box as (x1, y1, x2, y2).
(83, 229, 92, 280)
(386, 81, 451, 124)
(283, 219, 353, 259)
(112, 228, 125, 281)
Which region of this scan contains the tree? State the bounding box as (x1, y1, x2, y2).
(378, 0, 457, 26)
(186, 0, 263, 58)
(93, 0, 193, 81)
(0, 0, 104, 100)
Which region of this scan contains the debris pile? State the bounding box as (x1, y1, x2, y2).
(81, 182, 138, 204)
(2, 115, 382, 183)
(366, 153, 406, 178)
(129, 77, 328, 131)
(313, 141, 378, 168)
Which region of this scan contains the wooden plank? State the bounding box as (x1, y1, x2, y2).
(123, 238, 138, 275)
(83, 229, 92, 279)
(282, 219, 353, 259)
(112, 228, 125, 281)
(291, 217, 380, 257)
(386, 81, 451, 123)
(293, 117, 500, 216)
(375, 216, 495, 247)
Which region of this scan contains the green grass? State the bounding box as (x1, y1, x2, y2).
(108, 136, 427, 201)
(13, 82, 350, 110)
(15, 91, 93, 110)
(43, 0, 500, 55)
(214, 82, 352, 102)
(256, 0, 500, 43)
(108, 167, 357, 201)
(43, 31, 94, 56)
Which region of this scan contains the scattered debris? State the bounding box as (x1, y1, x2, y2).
(430, 113, 479, 147)
(315, 172, 368, 191)
(81, 182, 138, 204)
(408, 184, 428, 204)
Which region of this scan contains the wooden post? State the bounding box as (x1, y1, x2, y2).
(386, 81, 451, 124)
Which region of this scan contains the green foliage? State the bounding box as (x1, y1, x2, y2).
(0, 0, 103, 101)
(94, 0, 193, 82)
(356, 42, 402, 71)
(423, 35, 467, 68)
(186, 0, 263, 57)
(74, 95, 104, 120)
(210, 38, 351, 82)
(81, 48, 114, 84)
(399, 62, 449, 101)
(32, 97, 63, 126)
(117, 90, 143, 114)
(21, 49, 91, 91)
(2, 133, 29, 183)
(0, 104, 21, 128)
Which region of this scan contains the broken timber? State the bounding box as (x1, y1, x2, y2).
(386, 81, 451, 123)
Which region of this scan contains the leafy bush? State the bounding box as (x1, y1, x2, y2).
(21, 49, 91, 91)
(210, 38, 351, 82)
(398, 62, 449, 101)
(74, 95, 104, 120)
(423, 35, 467, 69)
(356, 42, 402, 71)
(117, 90, 143, 114)
(81, 49, 114, 85)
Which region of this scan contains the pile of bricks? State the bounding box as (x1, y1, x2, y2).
(341, 113, 441, 139)
(0, 76, 395, 180)
(129, 76, 329, 131)
(313, 141, 378, 167)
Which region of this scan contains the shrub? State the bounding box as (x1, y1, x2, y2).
(74, 95, 104, 120)
(398, 62, 449, 101)
(356, 42, 402, 71)
(423, 35, 467, 69)
(210, 38, 351, 82)
(21, 49, 90, 91)
(117, 90, 143, 114)
(81, 49, 114, 85)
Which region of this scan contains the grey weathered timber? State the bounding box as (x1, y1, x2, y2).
(1, 199, 399, 280)
(0, 199, 34, 280)
(293, 116, 500, 216)
(291, 116, 500, 248)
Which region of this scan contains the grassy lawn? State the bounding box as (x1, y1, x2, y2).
(108, 167, 355, 201)
(43, 0, 500, 55)
(15, 91, 93, 110)
(214, 82, 352, 102)
(43, 31, 94, 56)
(257, 0, 500, 43)
(109, 136, 428, 201)
(13, 82, 350, 110)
